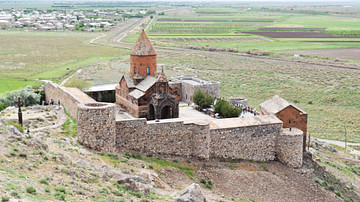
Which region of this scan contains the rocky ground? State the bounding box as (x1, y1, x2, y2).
(0, 106, 358, 201)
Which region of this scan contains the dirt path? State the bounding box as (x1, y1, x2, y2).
(315, 138, 360, 156)
(32, 106, 68, 132)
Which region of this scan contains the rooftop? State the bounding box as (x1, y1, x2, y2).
(259, 95, 306, 114)
(130, 30, 157, 56)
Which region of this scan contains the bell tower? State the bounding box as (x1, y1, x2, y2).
(130, 30, 157, 80)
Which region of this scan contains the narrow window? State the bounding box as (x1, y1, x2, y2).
(134, 66, 137, 74)
(147, 67, 150, 75)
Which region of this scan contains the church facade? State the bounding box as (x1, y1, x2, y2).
(115, 30, 180, 120)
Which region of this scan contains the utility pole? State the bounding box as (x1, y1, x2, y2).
(308, 133, 310, 151)
(344, 124, 347, 150)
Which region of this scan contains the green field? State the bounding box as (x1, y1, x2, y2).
(121, 6, 360, 52)
(0, 31, 126, 95)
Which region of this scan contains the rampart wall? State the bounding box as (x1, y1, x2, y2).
(210, 124, 281, 161)
(115, 119, 210, 159)
(43, 82, 95, 118)
(44, 83, 304, 168)
(75, 101, 303, 168)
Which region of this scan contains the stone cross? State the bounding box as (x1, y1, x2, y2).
(16, 97, 23, 126)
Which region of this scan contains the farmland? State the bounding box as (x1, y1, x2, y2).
(120, 5, 360, 54)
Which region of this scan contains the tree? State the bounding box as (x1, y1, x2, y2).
(214, 98, 242, 118)
(1, 86, 41, 107)
(64, 77, 92, 92)
(193, 89, 214, 109)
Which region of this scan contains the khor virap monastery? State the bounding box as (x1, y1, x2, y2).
(115, 31, 180, 120)
(44, 30, 308, 169)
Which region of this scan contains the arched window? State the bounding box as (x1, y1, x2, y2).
(134, 66, 137, 74)
(146, 66, 150, 75)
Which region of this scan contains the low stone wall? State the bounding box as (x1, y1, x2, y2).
(77, 103, 116, 153)
(115, 119, 210, 159)
(276, 128, 303, 168)
(43, 82, 95, 118)
(210, 124, 281, 161)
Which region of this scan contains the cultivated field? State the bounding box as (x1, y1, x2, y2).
(120, 5, 360, 53)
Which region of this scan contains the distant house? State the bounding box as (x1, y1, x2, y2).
(259, 95, 307, 149)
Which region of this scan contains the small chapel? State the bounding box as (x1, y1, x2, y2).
(115, 30, 180, 120)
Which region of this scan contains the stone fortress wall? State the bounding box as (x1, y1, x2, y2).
(44, 82, 303, 168)
(76, 102, 303, 168)
(43, 82, 96, 118)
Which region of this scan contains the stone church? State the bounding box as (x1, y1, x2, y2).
(115, 30, 180, 120)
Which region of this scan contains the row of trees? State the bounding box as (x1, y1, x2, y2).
(193, 89, 241, 118)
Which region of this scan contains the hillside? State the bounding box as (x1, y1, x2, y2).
(0, 106, 358, 201)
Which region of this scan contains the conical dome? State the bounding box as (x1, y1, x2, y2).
(130, 30, 157, 56)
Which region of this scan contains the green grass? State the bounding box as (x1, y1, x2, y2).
(143, 157, 196, 179)
(0, 31, 127, 95)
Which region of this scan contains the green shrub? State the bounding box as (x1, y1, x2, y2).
(129, 191, 142, 198)
(214, 98, 242, 118)
(54, 191, 65, 201)
(0, 101, 8, 112)
(4, 121, 24, 133)
(44, 187, 50, 193)
(39, 178, 48, 185)
(193, 89, 215, 109)
(200, 178, 206, 184)
(55, 186, 66, 194)
(2, 86, 40, 107)
(26, 186, 36, 194)
(10, 191, 19, 198)
(1, 195, 10, 201)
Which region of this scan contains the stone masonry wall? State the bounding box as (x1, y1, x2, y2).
(115, 119, 210, 159)
(77, 103, 116, 153)
(43, 82, 95, 118)
(75, 103, 303, 167)
(276, 128, 303, 168)
(210, 123, 282, 161)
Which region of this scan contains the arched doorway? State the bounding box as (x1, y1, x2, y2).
(148, 104, 155, 120)
(160, 105, 173, 119)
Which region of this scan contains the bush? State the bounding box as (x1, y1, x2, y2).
(0, 101, 8, 112)
(4, 121, 24, 133)
(64, 77, 92, 91)
(214, 98, 242, 118)
(55, 186, 66, 194)
(193, 89, 214, 109)
(1, 195, 10, 202)
(2, 86, 40, 107)
(26, 186, 36, 194)
(54, 192, 65, 201)
(39, 178, 48, 184)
